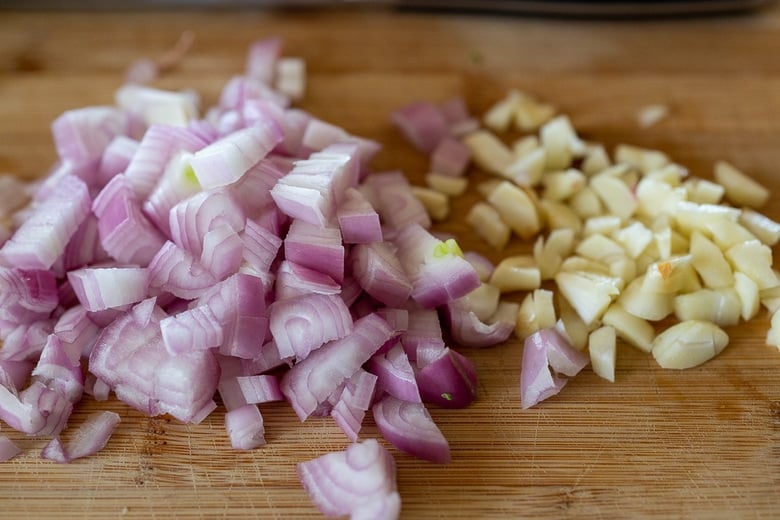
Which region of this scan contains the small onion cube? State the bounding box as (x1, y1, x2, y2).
(284, 219, 344, 284)
(67, 267, 149, 312)
(297, 438, 398, 519)
(336, 188, 383, 244)
(0, 436, 22, 462)
(190, 121, 283, 190)
(520, 328, 589, 409)
(0, 175, 91, 271)
(269, 293, 353, 361)
(391, 100, 448, 154)
(280, 313, 392, 420)
(430, 136, 471, 177)
(225, 404, 266, 450)
(236, 374, 284, 404)
(372, 395, 450, 464)
(41, 411, 121, 463)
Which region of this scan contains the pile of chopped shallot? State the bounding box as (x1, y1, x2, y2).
(1, 36, 778, 520)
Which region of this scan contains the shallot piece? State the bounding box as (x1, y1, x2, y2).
(520, 328, 590, 409)
(297, 438, 400, 519)
(41, 411, 121, 463)
(372, 395, 450, 464)
(225, 404, 266, 450)
(0, 436, 22, 461)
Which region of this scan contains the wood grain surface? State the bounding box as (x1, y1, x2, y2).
(1, 6, 779, 519)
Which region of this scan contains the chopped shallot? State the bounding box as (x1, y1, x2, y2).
(298, 438, 399, 519)
(520, 329, 589, 409)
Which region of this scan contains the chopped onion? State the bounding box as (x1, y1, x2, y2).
(92, 174, 167, 266)
(67, 267, 149, 312)
(367, 343, 421, 403)
(269, 293, 353, 361)
(31, 334, 84, 403)
(41, 411, 120, 463)
(350, 242, 413, 308)
(391, 100, 448, 154)
(284, 219, 345, 284)
(51, 107, 127, 166)
(372, 395, 450, 464)
(236, 374, 284, 404)
(89, 298, 219, 423)
(189, 122, 283, 190)
(225, 404, 266, 450)
(415, 347, 477, 409)
(330, 368, 378, 441)
(298, 438, 398, 519)
(0, 175, 91, 270)
(281, 313, 392, 421)
(520, 328, 589, 409)
(0, 435, 22, 462)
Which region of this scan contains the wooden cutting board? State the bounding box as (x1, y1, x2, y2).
(1, 7, 779, 519)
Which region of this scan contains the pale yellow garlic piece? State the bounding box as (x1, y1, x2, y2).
(489, 255, 541, 293)
(618, 275, 675, 321)
(504, 148, 546, 187)
(540, 115, 585, 171)
(636, 176, 687, 220)
(555, 270, 622, 326)
(541, 169, 587, 201)
(583, 215, 622, 237)
(673, 288, 742, 327)
(463, 130, 514, 176)
(515, 96, 557, 132)
(466, 202, 511, 250)
(641, 255, 695, 294)
(512, 135, 540, 158)
(411, 186, 449, 221)
(425, 173, 469, 197)
(483, 90, 522, 133)
(589, 326, 617, 382)
(714, 160, 770, 209)
(683, 177, 724, 205)
(612, 221, 653, 259)
(539, 199, 582, 234)
(560, 256, 611, 276)
(725, 239, 779, 291)
(614, 144, 670, 174)
(555, 295, 591, 351)
(590, 173, 638, 221)
(601, 303, 655, 353)
(652, 320, 729, 369)
(581, 145, 611, 176)
(455, 283, 501, 322)
(569, 186, 604, 220)
(533, 228, 576, 280)
(733, 271, 760, 321)
(575, 233, 626, 265)
(738, 208, 780, 247)
(689, 231, 734, 289)
(487, 181, 541, 240)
